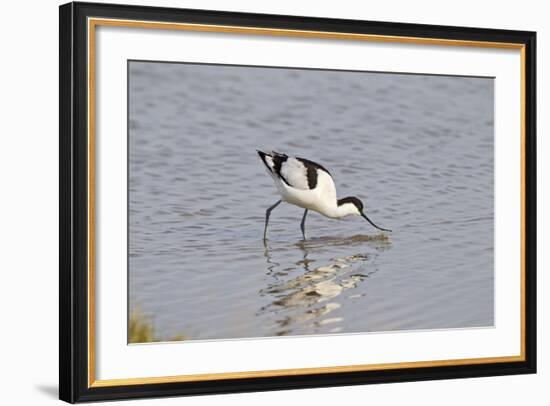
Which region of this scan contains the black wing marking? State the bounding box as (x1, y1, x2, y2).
(296, 157, 331, 189)
(257, 150, 291, 186)
(258, 151, 332, 190)
(271, 151, 289, 180)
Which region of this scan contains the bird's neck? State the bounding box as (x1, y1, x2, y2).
(324, 201, 358, 219)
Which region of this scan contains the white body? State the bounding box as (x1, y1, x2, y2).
(261, 154, 359, 219)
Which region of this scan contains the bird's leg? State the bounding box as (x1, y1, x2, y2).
(264, 200, 282, 240)
(300, 209, 308, 240)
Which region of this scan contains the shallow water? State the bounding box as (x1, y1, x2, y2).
(128, 61, 494, 341)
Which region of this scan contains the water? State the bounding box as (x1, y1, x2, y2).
(128, 61, 494, 342)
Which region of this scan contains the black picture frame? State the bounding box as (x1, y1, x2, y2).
(60, 1, 536, 403)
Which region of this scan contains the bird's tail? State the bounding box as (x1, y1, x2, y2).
(257, 150, 285, 174)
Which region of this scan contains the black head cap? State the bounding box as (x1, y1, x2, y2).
(337, 196, 363, 212)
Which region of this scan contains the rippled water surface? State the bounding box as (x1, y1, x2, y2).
(128, 61, 494, 342)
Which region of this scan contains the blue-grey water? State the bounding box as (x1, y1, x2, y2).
(128, 61, 494, 342)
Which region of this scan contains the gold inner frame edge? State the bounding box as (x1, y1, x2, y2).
(87, 17, 527, 388)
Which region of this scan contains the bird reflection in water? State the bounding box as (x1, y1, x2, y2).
(260, 234, 391, 336)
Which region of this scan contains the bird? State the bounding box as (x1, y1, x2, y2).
(257, 150, 392, 240)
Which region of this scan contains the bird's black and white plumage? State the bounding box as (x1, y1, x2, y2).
(257, 150, 391, 239)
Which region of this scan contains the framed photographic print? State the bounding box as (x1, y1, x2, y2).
(59, 1, 537, 403)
